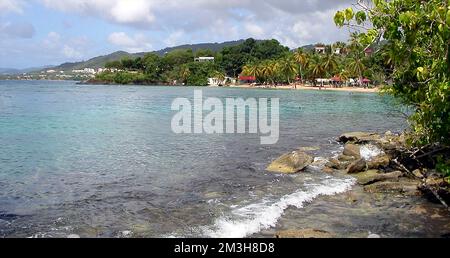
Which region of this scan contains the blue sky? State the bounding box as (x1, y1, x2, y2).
(0, 0, 354, 69)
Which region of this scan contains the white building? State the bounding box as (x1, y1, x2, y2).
(195, 57, 215, 62)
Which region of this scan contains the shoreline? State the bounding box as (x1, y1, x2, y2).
(264, 131, 450, 238)
(228, 84, 380, 93)
(2, 79, 380, 93)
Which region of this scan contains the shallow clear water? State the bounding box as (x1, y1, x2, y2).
(0, 80, 408, 238)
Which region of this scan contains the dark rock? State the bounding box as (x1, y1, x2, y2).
(347, 158, 368, 174)
(339, 132, 380, 143)
(267, 151, 314, 174)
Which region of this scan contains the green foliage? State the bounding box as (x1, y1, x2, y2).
(436, 156, 450, 177)
(336, 0, 450, 146)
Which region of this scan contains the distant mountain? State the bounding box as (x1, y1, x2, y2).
(0, 66, 54, 75)
(151, 39, 246, 56)
(38, 40, 247, 73)
(0, 68, 20, 75)
(52, 51, 143, 72)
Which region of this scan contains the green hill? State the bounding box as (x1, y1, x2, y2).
(48, 40, 246, 72)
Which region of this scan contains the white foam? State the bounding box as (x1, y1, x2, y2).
(202, 177, 355, 238)
(360, 144, 384, 161)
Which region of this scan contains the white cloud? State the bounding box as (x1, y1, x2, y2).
(62, 45, 82, 59)
(0, 0, 25, 15)
(39, 0, 354, 48)
(40, 0, 155, 28)
(108, 32, 152, 52)
(244, 23, 264, 38)
(0, 21, 35, 38)
(41, 32, 91, 60)
(164, 30, 185, 47)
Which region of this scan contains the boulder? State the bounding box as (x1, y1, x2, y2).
(347, 158, 368, 174)
(363, 179, 420, 195)
(367, 154, 391, 169)
(338, 132, 380, 143)
(343, 143, 361, 158)
(267, 151, 313, 174)
(353, 170, 403, 185)
(275, 229, 333, 238)
(325, 158, 348, 170)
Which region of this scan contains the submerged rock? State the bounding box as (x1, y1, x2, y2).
(343, 144, 361, 158)
(267, 151, 313, 174)
(353, 170, 403, 185)
(322, 167, 335, 174)
(298, 146, 321, 152)
(275, 229, 333, 238)
(347, 158, 368, 174)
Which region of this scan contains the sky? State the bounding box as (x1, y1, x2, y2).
(0, 0, 354, 69)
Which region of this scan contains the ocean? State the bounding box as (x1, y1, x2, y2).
(0, 80, 407, 237)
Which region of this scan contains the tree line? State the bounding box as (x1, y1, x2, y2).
(94, 37, 388, 87)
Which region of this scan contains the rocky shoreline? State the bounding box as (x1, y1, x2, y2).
(266, 131, 450, 238)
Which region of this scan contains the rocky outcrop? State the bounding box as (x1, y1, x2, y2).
(363, 179, 420, 196)
(347, 158, 368, 174)
(353, 170, 403, 185)
(367, 154, 391, 169)
(338, 132, 381, 144)
(267, 151, 313, 174)
(343, 144, 361, 158)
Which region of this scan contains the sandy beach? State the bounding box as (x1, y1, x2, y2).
(228, 84, 380, 93)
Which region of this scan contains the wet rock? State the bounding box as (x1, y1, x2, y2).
(338, 154, 356, 162)
(267, 151, 313, 174)
(367, 154, 391, 169)
(343, 144, 361, 158)
(339, 132, 380, 144)
(363, 179, 420, 195)
(275, 229, 333, 238)
(322, 167, 335, 174)
(347, 158, 368, 174)
(353, 170, 403, 185)
(325, 158, 348, 170)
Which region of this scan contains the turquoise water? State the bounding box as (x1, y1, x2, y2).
(0, 80, 407, 237)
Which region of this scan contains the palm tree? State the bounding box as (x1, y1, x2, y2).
(213, 70, 226, 85)
(348, 58, 366, 86)
(322, 54, 338, 77)
(293, 49, 309, 83)
(309, 55, 325, 86)
(242, 63, 260, 78)
(179, 66, 190, 85)
(277, 57, 297, 84)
